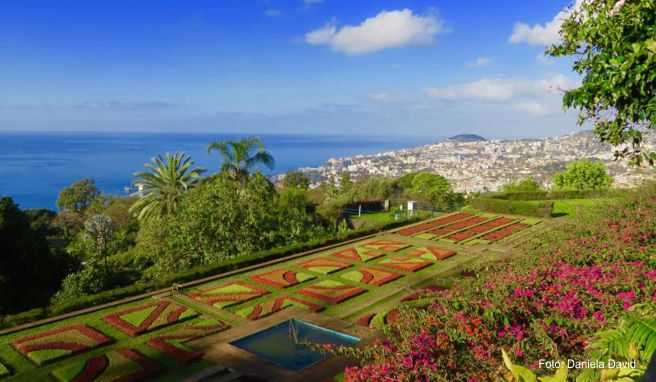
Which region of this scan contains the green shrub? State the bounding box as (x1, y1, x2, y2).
(486, 189, 620, 201)
(470, 198, 554, 218)
(0, 215, 423, 330)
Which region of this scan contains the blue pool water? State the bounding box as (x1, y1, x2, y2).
(230, 319, 360, 371)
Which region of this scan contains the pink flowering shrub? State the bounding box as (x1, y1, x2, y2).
(342, 186, 656, 382)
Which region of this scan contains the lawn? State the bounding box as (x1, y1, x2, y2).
(0, 211, 545, 382)
(551, 198, 618, 217)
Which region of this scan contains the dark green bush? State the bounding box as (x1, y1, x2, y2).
(486, 190, 620, 201)
(0, 215, 423, 331)
(470, 198, 554, 218)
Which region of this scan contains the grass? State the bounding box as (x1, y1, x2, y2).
(551, 198, 618, 217)
(0, 213, 546, 381)
(352, 211, 433, 229)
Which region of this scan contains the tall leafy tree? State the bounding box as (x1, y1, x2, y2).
(553, 159, 613, 190)
(548, 0, 656, 165)
(130, 153, 204, 221)
(57, 178, 101, 213)
(207, 136, 275, 184)
(0, 197, 69, 313)
(502, 177, 543, 193)
(283, 171, 311, 190)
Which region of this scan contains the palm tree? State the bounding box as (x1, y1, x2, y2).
(207, 136, 275, 185)
(129, 153, 204, 221)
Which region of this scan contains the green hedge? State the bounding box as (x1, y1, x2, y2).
(470, 198, 554, 218)
(0, 215, 424, 330)
(485, 189, 620, 201)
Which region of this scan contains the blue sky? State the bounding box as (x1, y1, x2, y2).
(0, 0, 585, 138)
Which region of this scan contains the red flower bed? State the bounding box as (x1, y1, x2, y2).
(103, 300, 198, 337)
(341, 187, 656, 382)
(482, 223, 530, 241)
(429, 216, 489, 237)
(12, 324, 112, 365)
(52, 348, 161, 382)
(397, 212, 472, 236)
(470, 217, 515, 233)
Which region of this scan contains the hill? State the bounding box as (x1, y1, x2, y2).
(447, 134, 487, 142)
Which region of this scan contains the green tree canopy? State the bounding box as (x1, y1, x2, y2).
(406, 172, 455, 210)
(138, 173, 324, 276)
(0, 197, 70, 313)
(282, 171, 311, 190)
(502, 177, 544, 193)
(56, 178, 101, 213)
(548, 0, 656, 165)
(207, 136, 275, 184)
(130, 153, 204, 222)
(553, 160, 613, 190)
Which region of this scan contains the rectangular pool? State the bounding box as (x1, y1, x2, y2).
(230, 319, 360, 371)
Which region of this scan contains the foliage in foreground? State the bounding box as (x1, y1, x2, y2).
(548, 0, 656, 165)
(340, 184, 656, 381)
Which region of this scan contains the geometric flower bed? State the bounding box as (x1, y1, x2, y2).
(340, 267, 402, 286)
(398, 212, 473, 236)
(297, 280, 366, 304)
(403, 246, 456, 261)
(157, 316, 230, 342)
(297, 257, 352, 275)
(146, 316, 229, 363)
(146, 337, 203, 364)
(11, 324, 112, 366)
(361, 239, 411, 252)
(376, 257, 433, 272)
(428, 216, 489, 237)
(187, 281, 269, 309)
(445, 217, 516, 242)
(250, 269, 317, 289)
(234, 296, 324, 320)
(468, 217, 515, 233)
(482, 222, 530, 241)
(0, 361, 9, 377)
(355, 309, 400, 329)
(330, 247, 384, 263)
(50, 348, 161, 382)
(103, 300, 199, 337)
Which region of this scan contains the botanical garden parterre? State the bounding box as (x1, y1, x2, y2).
(0, 211, 543, 382)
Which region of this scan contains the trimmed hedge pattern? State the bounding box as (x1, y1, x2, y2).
(11, 325, 112, 366)
(50, 348, 161, 382)
(0, 216, 425, 331)
(103, 300, 198, 337)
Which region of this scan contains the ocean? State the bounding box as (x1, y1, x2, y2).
(0, 132, 427, 209)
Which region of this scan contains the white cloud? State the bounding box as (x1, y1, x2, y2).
(305, 9, 443, 55)
(466, 56, 492, 68)
(512, 100, 550, 116)
(425, 74, 577, 102)
(368, 92, 393, 102)
(424, 74, 578, 115)
(264, 8, 282, 17)
(509, 0, 584, 46)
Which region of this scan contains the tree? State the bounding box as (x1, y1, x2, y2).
(207, 136, 275, 184)
(553, 160, 613, 190)
(502, 177, 543, 193)
(84, 214, 114, 277)
(57, 178, 101, 213)
(339, 172, 353, 193)
(130, 153, 204, 222)
(407, 172, 455, 210)
(137, 173, 325, 276)
(548, 0, 656, 165)
(283, 171, 311, 190)
(0, 197, 71, 313)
